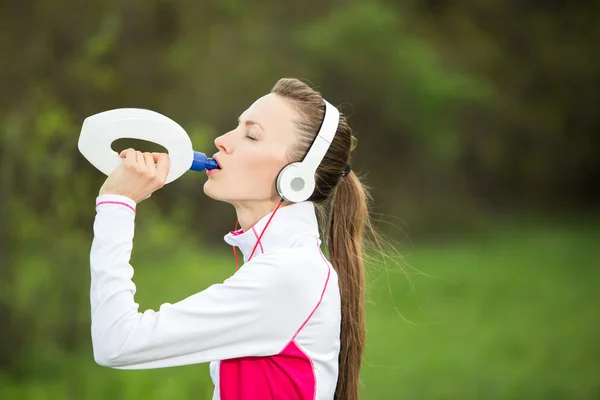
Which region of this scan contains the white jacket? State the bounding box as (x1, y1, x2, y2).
(90, 194, 341, 399)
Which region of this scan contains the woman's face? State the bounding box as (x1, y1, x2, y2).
(203, 93, 298, 204)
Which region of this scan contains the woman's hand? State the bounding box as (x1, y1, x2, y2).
(99, 149, 171, 203)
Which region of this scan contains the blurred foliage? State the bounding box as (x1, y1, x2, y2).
(0, 0, 598, 398)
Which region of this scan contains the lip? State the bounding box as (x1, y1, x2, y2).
(207, 155, 221, 176)
(212, 154, 222, 169)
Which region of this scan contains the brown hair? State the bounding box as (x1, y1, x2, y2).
(272, 78, 374, 400)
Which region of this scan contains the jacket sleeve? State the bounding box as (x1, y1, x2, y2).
(90, 194, 316, 369)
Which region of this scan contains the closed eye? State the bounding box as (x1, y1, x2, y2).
(245, 134, 258, 141)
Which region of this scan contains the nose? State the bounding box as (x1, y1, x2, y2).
(214, 131, 233, 154)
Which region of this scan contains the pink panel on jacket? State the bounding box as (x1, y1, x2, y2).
(219, 340, 315, 400)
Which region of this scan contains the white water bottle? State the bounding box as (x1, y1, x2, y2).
(78, 108, 218, 184)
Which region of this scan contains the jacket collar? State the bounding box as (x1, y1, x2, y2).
(224, 201, 320, 263)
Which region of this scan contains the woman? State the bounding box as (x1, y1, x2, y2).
(91, 78, 370, 400)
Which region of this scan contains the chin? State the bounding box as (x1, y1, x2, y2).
(203, 180, 236, 204)
(203, 180, 221, 201)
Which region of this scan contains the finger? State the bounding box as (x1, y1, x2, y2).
(125, 148, 137, 168)
(151, 152, 168, 161)
(143, 152, 155, 169)
(120, 148, 134, 158)
(135, 151, 146, 170)
(155, 153, 171, 184)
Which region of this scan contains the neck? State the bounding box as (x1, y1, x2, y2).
(233, 198, 289, 231)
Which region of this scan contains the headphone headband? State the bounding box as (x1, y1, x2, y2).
(301, 99, 340, 174)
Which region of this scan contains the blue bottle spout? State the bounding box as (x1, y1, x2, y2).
(190, 151, 219, 171)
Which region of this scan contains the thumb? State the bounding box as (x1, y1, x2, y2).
(155, 153, 171, 183)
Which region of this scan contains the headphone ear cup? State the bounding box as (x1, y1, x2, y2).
(276, 162, 316, 203)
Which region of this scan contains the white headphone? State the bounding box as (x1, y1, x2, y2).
(276, 99, 340, 203)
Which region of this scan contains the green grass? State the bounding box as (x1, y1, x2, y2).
(361, 221, 600, 399)
(1, 220, 599, 399)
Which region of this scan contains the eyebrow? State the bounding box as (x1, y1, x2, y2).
(238, 116, 265, 132)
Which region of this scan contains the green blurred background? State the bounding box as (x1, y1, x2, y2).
(1, 1, 598, 399)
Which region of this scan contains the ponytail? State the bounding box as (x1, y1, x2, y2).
(327, 171, 370, 400)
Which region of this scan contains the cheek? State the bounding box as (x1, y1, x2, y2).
(245, 151, 289, 196)
(243, 153, 285, 186)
